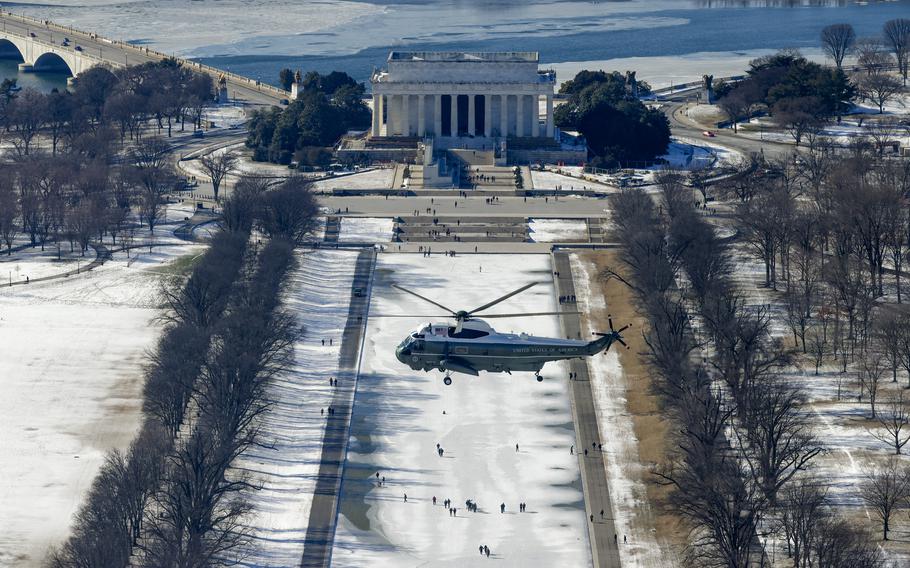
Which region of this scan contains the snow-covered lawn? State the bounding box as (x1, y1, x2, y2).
(0, 226, 203, 566)
(339, 217, 393, 243)
(232, 248, 359, 565)
(0, 236, 97, 283)
(201, 102, 249, 129)
(332, 253, 590, 567)
(529, 218, 588, 243)
(312, 168, 395, 191)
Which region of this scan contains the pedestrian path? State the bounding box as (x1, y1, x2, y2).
(553, 251, 622, 568)
(299, 248, 376, 568)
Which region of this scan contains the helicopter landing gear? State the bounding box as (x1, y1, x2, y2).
(535, 373, 543, 382)
(443, 374, 453, 386)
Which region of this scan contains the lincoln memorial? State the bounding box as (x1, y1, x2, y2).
(370, 51, 556, 142)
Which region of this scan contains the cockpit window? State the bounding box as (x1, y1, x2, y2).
(448, 327, 489, 339)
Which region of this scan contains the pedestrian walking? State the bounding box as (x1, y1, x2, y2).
(433, 496, 437, 505)
(453, 508, 457, 516)
(590, 514, 594, 523)
(321, 339, 325, 346)
(570, 445, 573, 455)
(515, 443, 519, 452)
(624, 535, 627, 544)
(404, 494, 408, 502)
(485, 546, 490, 558)
(584, 448, 588, 456)
(479, 545, 484, 556)
(500, 503, 505, 514)
(600, 509, 604, 519)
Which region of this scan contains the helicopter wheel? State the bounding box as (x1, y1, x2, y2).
(443, 376, 453, 386)
(535, 373, 543, 382)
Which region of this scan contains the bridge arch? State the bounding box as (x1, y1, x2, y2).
(0, 38, 25, 62)
(33, 51, 73, 75)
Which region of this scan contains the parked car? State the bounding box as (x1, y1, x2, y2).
(28, 32, 36, 37)
(702, 130, 715, 137)
(74, 45, 83, 52)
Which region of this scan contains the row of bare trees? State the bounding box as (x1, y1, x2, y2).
(0, 136, 180, 257)
(49, 178, 319, 567)
(0, 59, 213, 159)
(47, 226, 250, 567)
(610, 175, 882, 566)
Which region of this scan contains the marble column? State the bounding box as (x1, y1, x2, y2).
(500, 95, 508, 137)
(468, 94, 476, 136)
(546, 94, 554, 138)
(434, 94, 442, 137)
(450, 94, 458, 137)
(372, 94, 380, 136)
(516, 94, 525, 137)
(418, 94, 426, 136)
(401, 94, 410, 136)
(484, 94, 492, 137)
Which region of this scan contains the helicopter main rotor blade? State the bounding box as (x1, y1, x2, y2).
(467, 282, 539, 315)
(392, 284, 457, 315)
(369, 314, 452, 318)
(480, 311, 582, 318)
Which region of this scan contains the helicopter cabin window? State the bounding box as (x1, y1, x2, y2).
(448, 327, 489, 339)
(432, 326, 448, 336)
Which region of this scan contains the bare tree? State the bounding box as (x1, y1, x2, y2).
(0, 173, 18, 255)
(742, 378, 823, 502)
(821, 23, 856, 69)
(808, 329, 827, 376)
(855, 37, 893, 76)
(128, 137, 174, 231)
(860, 457, 910, 540)
(199, 149, 238, 202)
(256, 176, 319, 244)
(7, 88, 47, 156)
(220, 175, 268, 234)
(717, 88, 752, 133)
(883, 18, 910, 84)
(869, 390, 910, 454)
(779, 478, 828, 568)
(858, 351, 886, 419)
(856, 72, 904, 114)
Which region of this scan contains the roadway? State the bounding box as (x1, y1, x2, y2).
(658, 92, 794, 160)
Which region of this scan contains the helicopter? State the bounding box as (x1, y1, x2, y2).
(388, 282, 628, 385)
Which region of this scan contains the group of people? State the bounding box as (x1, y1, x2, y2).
(558, 294, 576, 304)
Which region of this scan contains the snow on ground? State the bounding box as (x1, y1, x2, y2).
(312, 168, 395, 191)
(0, 236, 98, 283)
(530, 168, 614, 192)
(201, 102, 249, 129)
(332, 253, 590, 567)
(0, 223, 203, 567)
(727, 244, 910, 563)
(659, 139, 716, 170)
(232, 248, 359, 566)
(571, 255, 672, 568)
(528, 218, 588, 243)
(180, 143, 292, 183)
(339, 217, 393, 243)
(848, 92, 910, 116)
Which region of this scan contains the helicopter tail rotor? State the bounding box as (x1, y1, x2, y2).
(593, 314, 631, 350)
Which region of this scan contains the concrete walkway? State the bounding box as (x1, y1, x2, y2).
(300, 248, 376, 568)
(553, 251, 622, 568)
